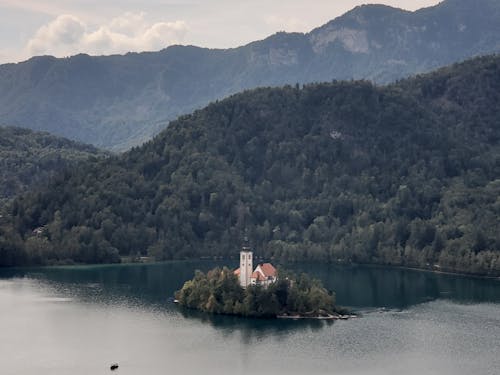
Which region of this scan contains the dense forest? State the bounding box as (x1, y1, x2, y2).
(0, 126, 105, 206)
(175, 267, 336, 318)
(0, 55, 499, 275)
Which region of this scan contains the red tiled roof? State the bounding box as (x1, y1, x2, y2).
(251, 271, 266, 281)
(260, 263, 276, 277)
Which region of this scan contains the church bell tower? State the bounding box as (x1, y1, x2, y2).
(239, 239, 253, 288)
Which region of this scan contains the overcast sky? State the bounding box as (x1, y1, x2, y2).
(0, 0, 442, 64)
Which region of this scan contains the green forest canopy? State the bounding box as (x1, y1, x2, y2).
(1, 55, 499, 275)
(0, 126, 105, 206)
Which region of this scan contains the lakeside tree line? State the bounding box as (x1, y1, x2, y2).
(0, 56, 499, 276)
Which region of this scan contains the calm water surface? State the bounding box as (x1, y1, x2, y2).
(0, 261, 499, 375)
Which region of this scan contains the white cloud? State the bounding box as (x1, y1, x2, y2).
(26, 12, 188, 57)
(27, 15, 85, 55)
(109, 12, 148, 36)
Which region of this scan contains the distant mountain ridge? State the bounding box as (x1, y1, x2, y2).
(1, 0, 500, 150)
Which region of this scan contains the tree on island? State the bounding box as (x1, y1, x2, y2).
(175, 267, 336, 318)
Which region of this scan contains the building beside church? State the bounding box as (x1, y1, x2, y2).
(234, 244, 277, 288)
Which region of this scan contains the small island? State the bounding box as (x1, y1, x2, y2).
(175, 245, 350, 319)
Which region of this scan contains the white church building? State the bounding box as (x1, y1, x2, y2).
(234, 244, 277, 288)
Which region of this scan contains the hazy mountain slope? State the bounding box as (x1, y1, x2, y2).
(0, 126, 106, 206)
(1, 55, 499, 274)
(0, 0, 500, 150)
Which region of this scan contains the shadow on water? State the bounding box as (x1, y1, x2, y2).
(1, 261, 499, 312)
(289, 262, 500, 309)
(178, 307, 332, 341)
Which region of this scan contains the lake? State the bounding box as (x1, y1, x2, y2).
(0, 261, 499, 375)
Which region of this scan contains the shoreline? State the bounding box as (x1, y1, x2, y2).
(277, 313, 357, 320)
(174, 302, 356, 321)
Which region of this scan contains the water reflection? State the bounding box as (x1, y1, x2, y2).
(291, 263, 500, 308)
(179, 307, 331, 340)
(1, 261, 499, 312)
(1, 262, 499, 375)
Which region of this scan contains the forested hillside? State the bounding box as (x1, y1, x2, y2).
(1, 0, 500, 150)
(1, 56, 499, 275)
(0, 127, 105, 206)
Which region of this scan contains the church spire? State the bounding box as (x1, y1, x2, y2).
(242, 234, 250, 251)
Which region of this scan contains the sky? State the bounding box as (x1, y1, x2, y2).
(0, 0, 442, 64)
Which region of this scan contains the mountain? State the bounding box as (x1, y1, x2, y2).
(1, 55, 499, 274)
(1, 0, 500, 150)
(0, 126, 106, 206)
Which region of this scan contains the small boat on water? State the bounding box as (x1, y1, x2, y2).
(110, 363, 119, 371)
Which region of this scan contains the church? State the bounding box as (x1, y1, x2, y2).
(233, 243, 277, 288)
